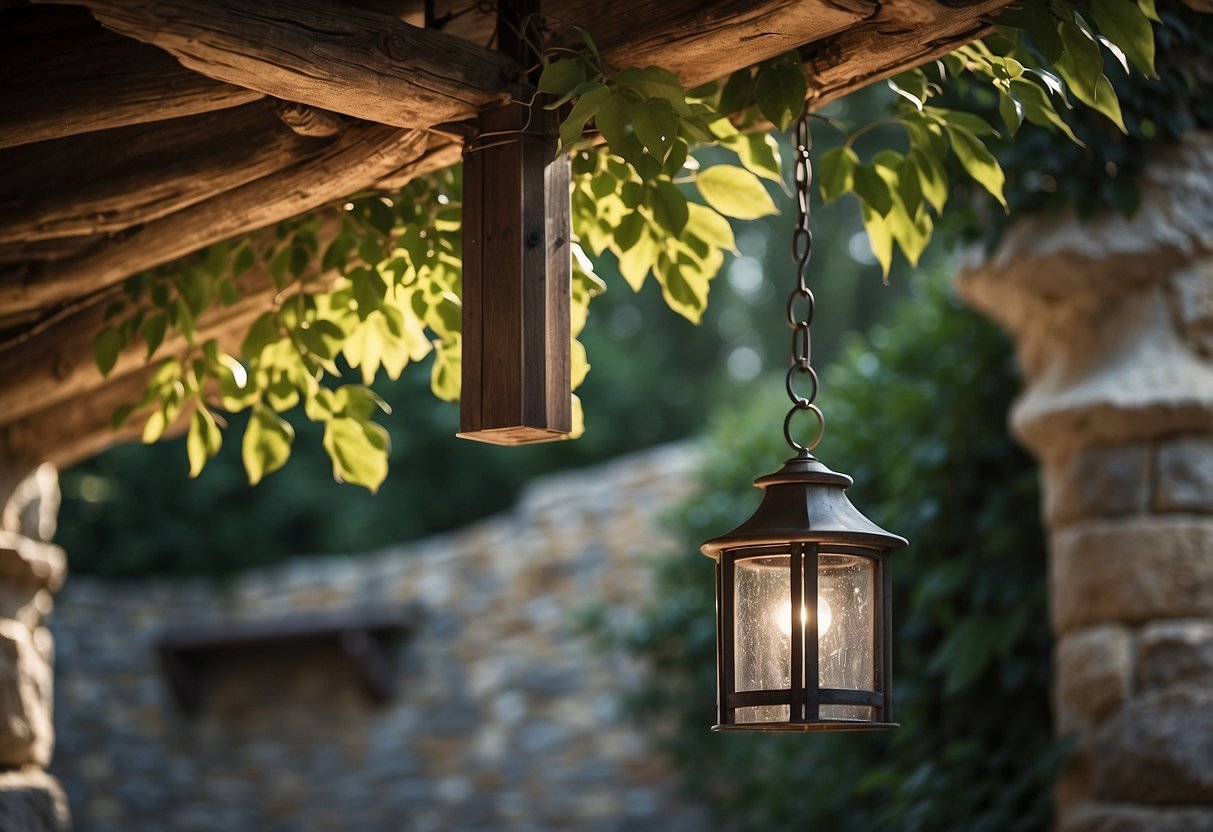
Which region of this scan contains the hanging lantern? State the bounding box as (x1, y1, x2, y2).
(701, 114, 907, 732)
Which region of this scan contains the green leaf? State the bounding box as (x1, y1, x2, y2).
(908, 147, 948, 213)
(142, 313, 167, 359)
(539, 58, 587, 97)
(652, 180, 689, 236)
(617, 226, 659, 292)
(242, 312, 279, 361)
(430, 341, 460, 402)
(559, 83, 610, 149)
(242, 406, 294, 486)
(655, 253, 710, 324)
(754, 62, 806, 132)
(695, 166, 777, 220)
(724, 132, 782, 182)
(1054, 17, 1105, 108)
(323, 417, 390, 493)
(931, 108, 1000, 137)
(1010, 77, 1083, 145)
(946, 127, 1007, 210)
(684, 203, 736, 253)
(631, 98, 677, 164)
(818, 146, 859, 204)
(1090, 73, 1127, 133)
(718, 69, 754, 115)
(142, 407, 168, 444)
(594, 92, 634, 161)
(998, 91, 1025, 136)
(897, 156, 923, 218)
(186, 408, 222, 478)
(853, 164, 894, 217)
(1091, 0, 1156, 77)
(94, 326, 123, 376)
(1136, 0, 1161, 23)
(861, 203, 894, 278)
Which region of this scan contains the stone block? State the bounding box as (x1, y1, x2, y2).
(1155, 435, 1213, 513)
(1138, 619, 1213, 691)
(0, 620, 53, 768)
(1062, 803, 1213, 832)
(1169, 259, 1213, 359)
(0, 768, 70, 832)
(1046, 445, 1150, 527)
(1052, 517, 1213, 633)
(1092, 686, 1213, 803)
(1055, 625, 1132, 730)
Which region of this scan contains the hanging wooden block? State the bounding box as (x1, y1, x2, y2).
(458, 0, 572, 446)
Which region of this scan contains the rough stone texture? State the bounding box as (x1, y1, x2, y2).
(1045, 444, 1150, 527)
(1138, 619, 1213, 691)
(0, 619, 53, 768)
(956, 132, 1213, 462)
(1155, 435, 1213, 513)
(52, 443, 713, 832)
(1093, 686, 1213, 804)
(1061, 803, 1213, 832)
(1169, 260, 1213, 358)
(1051, 517, 1213, 634)
(1, 464, 60, 543)
(1054, 625, 1132, 731)
(0, 768, 70, 832)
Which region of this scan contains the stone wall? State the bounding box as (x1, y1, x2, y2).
(957, 131, 1213, 831)
(51, 443, 712, 832)
(0, 462, 70, 832)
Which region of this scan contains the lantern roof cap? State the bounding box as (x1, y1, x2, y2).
(700, 453, 908, 558)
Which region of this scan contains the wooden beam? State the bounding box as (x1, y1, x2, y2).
(53, 0, 522, 128)
(0, 5, 262, 150)
(805, 0, 1012, 107)
(1, 124, 427, 317)
(0, 100, 336, 245)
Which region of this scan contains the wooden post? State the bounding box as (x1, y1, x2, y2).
(458, 0, 572, 445)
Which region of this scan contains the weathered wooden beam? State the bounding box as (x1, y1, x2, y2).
(0, 100, 335, 245)
(1, 124, 427, 318)
(805, 0, 1012, 107)
(51, 0, 522, 128)
(0, 257, 276, 429)
(0, 5, 262, 150)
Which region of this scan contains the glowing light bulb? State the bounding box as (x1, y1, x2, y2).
(776, 596, 832, 637)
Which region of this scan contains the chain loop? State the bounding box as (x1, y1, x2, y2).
(782, 110, 823, 453)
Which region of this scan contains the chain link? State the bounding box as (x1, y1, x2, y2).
(783, 112, 825, 454)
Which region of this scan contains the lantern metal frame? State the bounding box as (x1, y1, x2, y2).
(702, 453, 906, 732)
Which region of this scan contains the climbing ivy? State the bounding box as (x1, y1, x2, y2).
(92, 1, 1161, 490)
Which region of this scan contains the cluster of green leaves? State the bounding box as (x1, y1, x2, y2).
(539, 40, 809, 322)
(815, 0, 1159, 274)
(599, 276, 1060, 831)
(95, 170, 606, 492)
(965, 3, 1213, 235)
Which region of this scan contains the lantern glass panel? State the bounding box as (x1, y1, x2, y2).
(818, 552, 875, 720)
(734, 553, 790, 723)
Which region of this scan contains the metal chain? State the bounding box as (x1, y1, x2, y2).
(783, 112, 825, 455)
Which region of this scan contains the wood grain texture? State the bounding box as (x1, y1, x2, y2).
(804, 0, 1013, 107)
(0, 100, 333, 244)
(53, 0, 522, 127)
(458, 102, 571, 445)
(0, 5, 261, 149)
(1, 125, 427, 317)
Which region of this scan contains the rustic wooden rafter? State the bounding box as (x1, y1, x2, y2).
(1, 124, 427, 319)
(45, 0, 524, 128)
(0, 100, 336, 245)
(0, 5, 262, 150)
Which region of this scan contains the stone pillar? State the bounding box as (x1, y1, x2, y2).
(956, 132, 1213, 831)
(0, 460, 69, 832)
